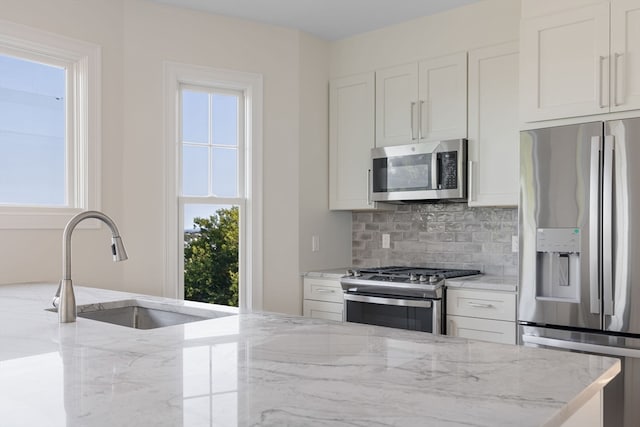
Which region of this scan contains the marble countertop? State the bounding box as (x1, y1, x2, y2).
(446, 275, 518, 292)
(302, 267, 349, 279)
(0, 282, 618, 427)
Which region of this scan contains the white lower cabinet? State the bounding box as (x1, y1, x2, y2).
(303, 277, 344, 321)
(446, 288, 516, 345)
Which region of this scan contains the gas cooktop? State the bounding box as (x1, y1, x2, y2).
(340, 266, 481, 299)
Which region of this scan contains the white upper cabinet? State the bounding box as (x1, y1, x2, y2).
(329, 73, 390, 210)
(375, 52, 467, 147)
(521, 0, 640, 122)
(610, 0, 640, 112)
(468, 42, 520, 207)
(374, 63, 419, 146)
(418, 53, 468, 143)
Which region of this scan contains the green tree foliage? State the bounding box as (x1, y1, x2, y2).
(184, 206, 239, 306)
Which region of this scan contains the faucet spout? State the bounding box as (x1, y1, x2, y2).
(53, 210, 128, 323)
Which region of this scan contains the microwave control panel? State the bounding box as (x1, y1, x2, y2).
(438, 151, 458, 189)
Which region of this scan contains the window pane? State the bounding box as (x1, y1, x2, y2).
(212, 148, 237, 197)
(0, 54, 65, 205)
(182, 145, 208, 196)
(212, 94, 237, 146)
(183, 204, 239, 307)
(182, 90, 208, 143)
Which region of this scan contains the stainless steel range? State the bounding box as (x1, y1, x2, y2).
(340, 266, 481, 334)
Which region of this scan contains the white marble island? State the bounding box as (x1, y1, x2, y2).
(0, 283, 619, 427)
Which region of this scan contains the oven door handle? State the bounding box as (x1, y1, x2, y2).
(344, 293, 432, 308)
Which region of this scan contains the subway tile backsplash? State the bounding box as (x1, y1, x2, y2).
(352, 203, 518, 276)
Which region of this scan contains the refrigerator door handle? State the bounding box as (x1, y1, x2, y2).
(589, 136, 601, 314)
(522, 334, 640, 358)
(603, 135, 614, 316)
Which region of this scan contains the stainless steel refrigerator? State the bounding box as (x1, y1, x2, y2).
(519, 118, 640, 427)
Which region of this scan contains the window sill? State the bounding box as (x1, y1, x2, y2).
(0, 207, 101, 229)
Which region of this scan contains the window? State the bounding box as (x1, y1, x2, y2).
(0, 20, 100, 228)
(180, 86, 244, 307)
(163, 62, 263, 311)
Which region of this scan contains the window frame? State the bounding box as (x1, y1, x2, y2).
(0, 20, 101, 229)
(163, 62, 263, 312)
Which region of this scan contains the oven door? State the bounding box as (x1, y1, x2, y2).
(344, 293, 441, 334)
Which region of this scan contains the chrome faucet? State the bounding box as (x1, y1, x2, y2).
(52, 210, 128, 323)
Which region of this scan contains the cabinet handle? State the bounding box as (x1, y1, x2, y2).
(315, 288, 336, 293)
(418, 100, 424, 140)
(597, 55, 608, 108)
(613, 52, 624, 107)
(467, 301, 495, 309)
(410, 102, 417, 140)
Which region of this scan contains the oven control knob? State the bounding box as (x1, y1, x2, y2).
(409, 273, 418, 281)
(419, 274, 428, 282)
(353, 269, 362, 278)
(429, 274, 443, 283)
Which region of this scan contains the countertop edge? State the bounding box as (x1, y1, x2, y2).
(542, 360, 621, 427)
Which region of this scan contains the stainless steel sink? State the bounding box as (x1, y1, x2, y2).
(48, 299, 236, 329)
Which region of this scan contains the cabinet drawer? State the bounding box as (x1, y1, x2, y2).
(447, 315, 516, 345)
(303, 300, 343, 322)
(303, 278, 344, 303)
(446, 289, 516, 321)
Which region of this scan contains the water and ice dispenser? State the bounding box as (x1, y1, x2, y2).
(536, 228, 581, 302)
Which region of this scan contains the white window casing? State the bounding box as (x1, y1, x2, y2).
(163, 61, 263, 311)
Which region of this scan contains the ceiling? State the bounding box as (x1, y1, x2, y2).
(150, 0, 484, 41)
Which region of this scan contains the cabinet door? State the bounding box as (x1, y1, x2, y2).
(418, 52, 467, 142)
(610, 0, 640, 112)
(329, 73, 376, 210)
(303, 300, 343, 322)
(375, 63, 419, 147)
(468, 42, 519, 207)
(520, 3, 610, 121)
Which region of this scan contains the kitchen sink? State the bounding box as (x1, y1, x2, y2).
(48, 299, 236, 329)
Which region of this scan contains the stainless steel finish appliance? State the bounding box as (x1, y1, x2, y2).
(370, 139, 467, 203)
(519, 119, 640, 427)
(341, 266, 480, 334)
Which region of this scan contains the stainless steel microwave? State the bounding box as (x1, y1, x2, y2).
(370, 139, 467, 203)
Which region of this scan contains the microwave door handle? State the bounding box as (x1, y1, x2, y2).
(603, 135, 614, 316)
(589, 136, 601, 314)
(431, 153, 439, 190)
(367, 168, 372, 206)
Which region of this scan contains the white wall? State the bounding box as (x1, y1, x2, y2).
(298, 33, 352, 280)
(0, 0, 352, 315)
(0, 0, 126, 288)
(119, 1, 306, 315)
(329, 0, 521, 77)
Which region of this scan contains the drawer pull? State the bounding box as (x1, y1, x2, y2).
(467, 302, 494, 309)
(315, 289, 336, 293)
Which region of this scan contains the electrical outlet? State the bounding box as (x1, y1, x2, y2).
(312, 235, 320, 252)
(382, 233, 390, 249)
(512, 235, 518, 253)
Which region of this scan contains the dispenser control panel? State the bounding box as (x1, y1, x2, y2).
(536, 228, 581, 253)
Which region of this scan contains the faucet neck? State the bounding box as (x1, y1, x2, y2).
(62, 210, 123, 280)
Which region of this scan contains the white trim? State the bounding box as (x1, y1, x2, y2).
(163, 61, 263, 311)
(0, 19, 101, 229)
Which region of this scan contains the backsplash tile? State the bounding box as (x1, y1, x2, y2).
(352, 204, 518, 276)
